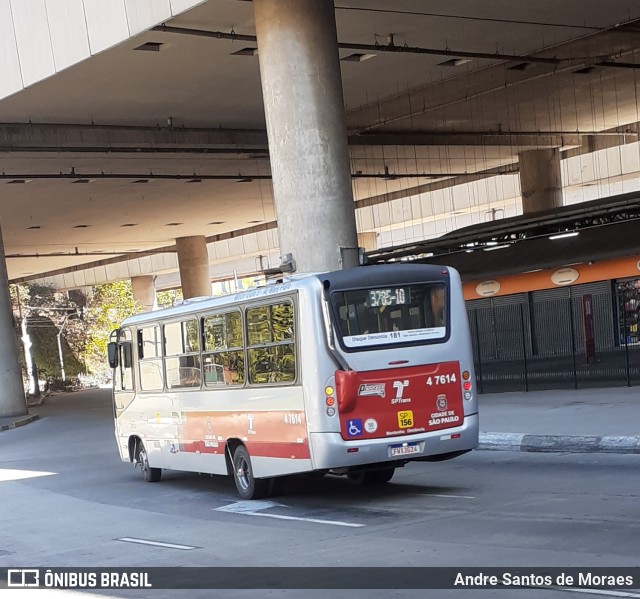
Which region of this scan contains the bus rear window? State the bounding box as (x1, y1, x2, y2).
(331, 283, 447, 349)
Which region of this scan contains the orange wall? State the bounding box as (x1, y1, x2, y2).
(463, 255, 640, 300)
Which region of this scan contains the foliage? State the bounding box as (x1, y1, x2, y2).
(83, 281, 141, 376)
(10, 283, 86, 379)
(157, 288, 183, 308)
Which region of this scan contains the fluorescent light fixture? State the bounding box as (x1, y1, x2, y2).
(342, 53, 377, 62)
(439, 58, 472, 67)
(484, 244, 510, 251)
(231, 47, 258, 57)
(549, 231, 579, 240)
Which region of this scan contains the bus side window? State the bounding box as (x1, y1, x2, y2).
(246, 301, 296, 385)
(203, 311, 245, 387)
(138, 325, 163, 391)
(164, 319, 202, 389)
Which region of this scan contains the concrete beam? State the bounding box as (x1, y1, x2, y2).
(0, 123, 269, 151)
(350, 132, 584, 147)
(3, 123, 633, 153)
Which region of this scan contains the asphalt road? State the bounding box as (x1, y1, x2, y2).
(1, 389, 639, 599)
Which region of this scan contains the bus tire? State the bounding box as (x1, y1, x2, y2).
(138, 444, 162, 483)
(375, 467, 395, 484)
(232, 445, 269, 500)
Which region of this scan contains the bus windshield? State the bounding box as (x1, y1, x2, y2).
(330, 282, 447, 349)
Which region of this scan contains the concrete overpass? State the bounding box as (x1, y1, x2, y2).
(2, 0, 640, 415)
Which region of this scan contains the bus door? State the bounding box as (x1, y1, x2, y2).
(109, 328, 136, 459)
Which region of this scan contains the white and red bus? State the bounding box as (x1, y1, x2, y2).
(108, 264, 478, 499)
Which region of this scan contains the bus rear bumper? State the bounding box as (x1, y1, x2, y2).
(309, 413, 479, 471)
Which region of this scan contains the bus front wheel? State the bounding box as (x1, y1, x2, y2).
(232, 445, 270, 500)
(137, 443, 162, 483)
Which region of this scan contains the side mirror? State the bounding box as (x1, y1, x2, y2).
(107, 342, 119, 369)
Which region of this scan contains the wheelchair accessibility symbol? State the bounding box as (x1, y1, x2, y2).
(347, 418, 363, 437)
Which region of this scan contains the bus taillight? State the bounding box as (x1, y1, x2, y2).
(463, 375, 473, 400)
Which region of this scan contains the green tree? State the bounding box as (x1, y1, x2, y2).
(11, 283, 86, 381)
(83, 281, 140, 377)
(157, 288, 182, 308)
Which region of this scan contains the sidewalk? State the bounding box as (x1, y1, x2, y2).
(0, 412, 39, 431)
(478, 386, 640, 453)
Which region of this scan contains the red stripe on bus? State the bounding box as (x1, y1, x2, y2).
(178, 410, 310, 460)
(179, 440, 310, 460)
(245, 442, 310, 460)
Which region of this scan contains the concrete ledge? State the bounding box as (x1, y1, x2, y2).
(0, 414, 40, 432)
(479, 432, 640, 454)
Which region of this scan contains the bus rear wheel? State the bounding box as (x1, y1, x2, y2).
(232, 445, 270, 500)
(137, 443, 161, 483)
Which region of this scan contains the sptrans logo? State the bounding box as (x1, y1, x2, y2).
(392, 380, 411, 404)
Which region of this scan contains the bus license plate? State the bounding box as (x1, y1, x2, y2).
(389, 443, 420, 457)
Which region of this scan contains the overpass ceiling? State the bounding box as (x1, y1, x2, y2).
(1, 0, 640, 281)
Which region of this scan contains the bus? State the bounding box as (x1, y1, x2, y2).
(107, 264, 479, 499)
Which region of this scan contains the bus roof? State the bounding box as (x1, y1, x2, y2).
(119, 263, 456, 327)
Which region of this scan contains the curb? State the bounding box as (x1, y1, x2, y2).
(479, 432, 640, 454)
(0, 414, 40, 432)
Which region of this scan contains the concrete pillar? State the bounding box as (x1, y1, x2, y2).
(131, 276, 156, 312)
(254, 0, 359, 273)
(0, 224, 27, 417)
(357, 232, 378, 252)
(518, 148, 563, 214)
(175, 236, 211, 299)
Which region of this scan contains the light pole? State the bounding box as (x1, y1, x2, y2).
(57, 313, 70, 383)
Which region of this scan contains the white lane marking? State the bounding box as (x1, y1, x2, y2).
(215, 501, 364, 527)
(0, 468, 56, 482)
(215, 500, 286, 513)
(116, 537, 197, 550)
(549, 588, 640, 598)
(421, 493, 475, 499)
(248, 512, 365, 527)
